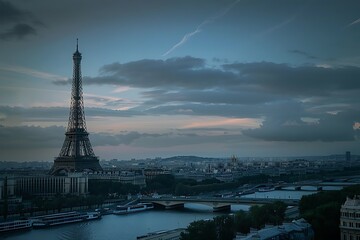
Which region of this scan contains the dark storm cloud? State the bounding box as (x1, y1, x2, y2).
(223, 62, 360, 95)
(0, 23, 36, 40)
(91, 131, 168, 146)
(141, 103, 263, 118)
(0, 106, 143, 124)
(0, 124, 196, 150)
(132, 132, 252, 148)
(0, 125, 146, 149)
(80, 57, 360, 113)
(243, 110, 360, 142)
(0, 125, 64, 149)
(141, 89, 278, 105)
(0, 0, 40, 40)
(56, 57, 360, 99)
(0, 0, 27, 23)
(85, 95, 140, 109)
(45, 57, 360, 143)
(78, 56, 238, 89)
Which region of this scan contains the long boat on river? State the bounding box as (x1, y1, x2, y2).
(0, 219, 32, 233)
(113, 203, 154, 215)
(31, 211, 101, 228)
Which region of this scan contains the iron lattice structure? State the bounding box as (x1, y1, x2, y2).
(50, 41, 102, 175)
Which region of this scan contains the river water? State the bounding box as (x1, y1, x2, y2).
(0, 189, 333, 240)
(1, 204, 248, 240)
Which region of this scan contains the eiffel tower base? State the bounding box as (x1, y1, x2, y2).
(49, 156, 102, 175)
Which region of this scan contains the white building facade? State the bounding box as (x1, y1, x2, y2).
(340, 196, 360, 240)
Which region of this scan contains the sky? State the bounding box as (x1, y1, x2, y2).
(0, 0, 360, 162)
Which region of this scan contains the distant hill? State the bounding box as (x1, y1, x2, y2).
(161, 156, 224, 162)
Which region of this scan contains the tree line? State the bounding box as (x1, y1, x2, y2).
(180, 201, 287, 240)
(299, 184, 360, 240)
(179, 184, 360, 240)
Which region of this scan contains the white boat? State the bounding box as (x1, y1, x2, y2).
(84, 212, 102, 220)
(95, 207, 112, 215)
(258, 187, 275, 192)
(128, 203, 154, 213)
(31, 211, 86, 228)
(112, 206, 128, 215)
(113, 203, 154, 215)
(0, 219, 32, 233)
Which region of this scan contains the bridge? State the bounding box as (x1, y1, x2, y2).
(254, 181, 358, 192)
(140, 196, 299, 212)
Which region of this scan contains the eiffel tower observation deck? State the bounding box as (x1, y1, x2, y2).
(50, 40, 102, 175)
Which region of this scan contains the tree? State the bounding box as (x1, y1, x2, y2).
(88, 180, 140, 196)
(302, 202, 340, 240)
(299, 184, 360, 240)
(214, 215, 235, 240)
(267, 201, 286, 225)
(175, 183, 188, 196)
(235, 210, 251, 234)
(248, 201, 287, 229)
(146, 174, 176, 194)
(180, 220, 217, 240)
(181, 202, 287, 240)
(249, 205, 267, 228)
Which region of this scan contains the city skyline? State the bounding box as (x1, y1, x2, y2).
(0, 0, 360, 161)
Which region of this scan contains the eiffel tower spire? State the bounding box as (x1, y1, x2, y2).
(50, 40, 102, 175)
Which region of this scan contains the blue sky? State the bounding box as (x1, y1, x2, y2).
(0, 0, 360, 161)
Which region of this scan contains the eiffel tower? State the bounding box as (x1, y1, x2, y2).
(50, 40, 102, 175)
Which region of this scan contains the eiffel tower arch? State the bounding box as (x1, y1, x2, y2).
(49, 40, 102, 175)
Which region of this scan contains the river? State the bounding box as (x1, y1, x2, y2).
(0, 189, 329, 240)
(1, 204, 248, 240)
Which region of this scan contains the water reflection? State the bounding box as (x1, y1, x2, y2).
(1, 190, 329, 240)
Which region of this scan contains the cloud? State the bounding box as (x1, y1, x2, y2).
(0, 23, 36, 40)
(0, 125, 64, 149)
(80, 56, 238, 90)
(162, 28, 201, 57)
(243, 102, 360, 142)
(0, 106, 144, 125)
(141, 88, 278, 105)
(0, 124, 169, 150)
(25, 57, 360, 144)
(51, 57, 360, 123)
(69, 58, 360, 119)
(84, 94, 139, 110)
(139, 103, 263, 118)
(0, 0, 41, 41)
(223, 62, 360, 95)
(0, 124, 169, 161)
(0, 64, 67, 81)
(289, 49, 317, 60)
(60, 58, 360, 96)
(347, 17, 360, 27)
(91, 131, 168, 146)
(243, 120, 358, 142)
(0, 124, 211, 153)
(162, 0, 241, 56)
(0, 0, 27, 24)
